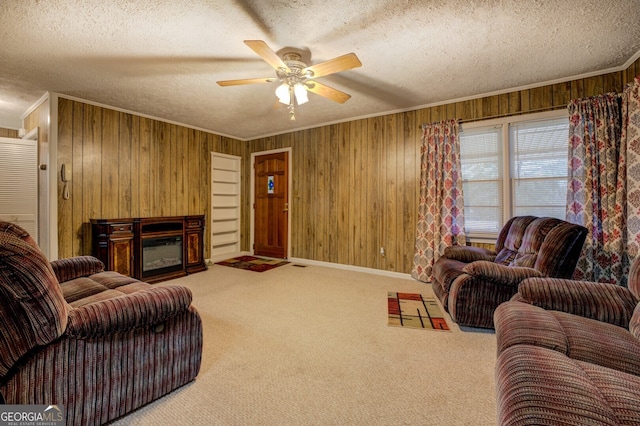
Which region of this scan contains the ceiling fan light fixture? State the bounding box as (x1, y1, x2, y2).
(294, 83, 308, 105)
(275, 83, 290, 105)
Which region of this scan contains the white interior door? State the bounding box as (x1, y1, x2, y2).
(0, 136, 38, 239)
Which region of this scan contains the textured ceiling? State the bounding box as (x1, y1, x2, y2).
(1, 0, 640, 140)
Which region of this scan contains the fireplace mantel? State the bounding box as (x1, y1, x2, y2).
(91, 215, 206, 283)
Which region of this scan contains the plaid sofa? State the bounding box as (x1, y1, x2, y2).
(493, 256, 640, 425)
(432, 216, 588, 328)
(0, 222, 203, 425)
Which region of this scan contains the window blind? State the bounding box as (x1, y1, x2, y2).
(460, 126, 503, 234)
(509, 118, 569, 220)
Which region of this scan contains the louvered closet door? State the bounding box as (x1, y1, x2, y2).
(211, 152, 241, 260)
(0, 137, 38, 239)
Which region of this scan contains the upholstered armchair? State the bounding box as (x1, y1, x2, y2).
(512, 253, 640, 329)
(493, 257, 640, 424)
(495, 254, 640, 377)
(432, 216, 588, 328)
(0, 222, 203, 425)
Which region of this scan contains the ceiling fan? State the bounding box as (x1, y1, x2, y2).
(217, 40, 362, 120)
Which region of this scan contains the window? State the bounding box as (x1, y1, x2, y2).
(459, 111, 569, 238)
(459, 126, 503, 234)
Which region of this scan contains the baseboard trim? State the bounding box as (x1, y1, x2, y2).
(288, 257, 414, 280)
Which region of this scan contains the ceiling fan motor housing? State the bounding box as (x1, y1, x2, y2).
(277, 52, 312, 84)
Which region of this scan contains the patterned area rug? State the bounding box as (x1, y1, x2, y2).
(216, 255, 289, 272)
(388, 292, 450, 330)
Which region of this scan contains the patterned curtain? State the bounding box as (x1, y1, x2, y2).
(623, 77, 640, 259)
(566, 93, 627, 285)
(412, 119, 466, 282)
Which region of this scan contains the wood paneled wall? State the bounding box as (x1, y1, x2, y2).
(245, 61, 640, 273)
(23, 99, 50, 146)
(49, 59, 639, 272)
(56, 98, 245, 258)
(0, 128, 19, 138)
(248, 115, 420, 273)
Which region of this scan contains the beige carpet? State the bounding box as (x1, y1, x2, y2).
(112, 263, 497, 425)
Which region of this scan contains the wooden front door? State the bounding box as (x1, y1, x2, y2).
(254, 151, 288, 258)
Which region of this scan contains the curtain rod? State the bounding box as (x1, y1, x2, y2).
(418, 105, 566, 128)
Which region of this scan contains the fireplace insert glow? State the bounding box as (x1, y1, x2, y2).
(142, 235, 183, 278)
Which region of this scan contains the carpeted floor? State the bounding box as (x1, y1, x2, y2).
(113, 262, 497, 425)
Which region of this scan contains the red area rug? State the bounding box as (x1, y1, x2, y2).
(216, 255, 289, 272)
(388, 292, 450, 330)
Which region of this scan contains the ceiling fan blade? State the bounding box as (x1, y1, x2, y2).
(244, 40, 290, 72)
(306, 81, 351, 104)
(217, 77, 276, 86)
(302, 53, 361, 78)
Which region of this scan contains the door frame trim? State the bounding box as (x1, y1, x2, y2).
(250, 147, 292, 259)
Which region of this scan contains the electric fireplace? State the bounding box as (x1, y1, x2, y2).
(91, 215, 206, 283)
